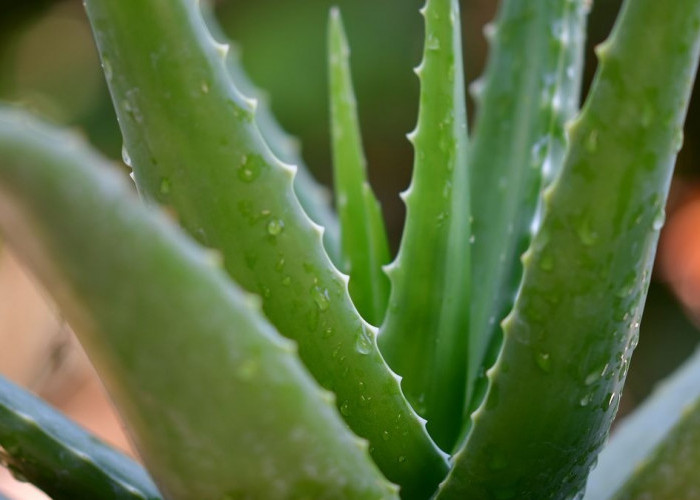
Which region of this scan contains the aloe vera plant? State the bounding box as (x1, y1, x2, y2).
(0, 0, 699, 498)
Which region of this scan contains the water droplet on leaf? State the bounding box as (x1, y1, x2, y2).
(267, 219, 284, 236)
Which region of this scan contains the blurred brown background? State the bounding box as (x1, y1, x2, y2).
(0, 0, 699, 497)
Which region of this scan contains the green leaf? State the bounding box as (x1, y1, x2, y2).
(607, 398, 700, 500)
(378, 0, 470, 451)
(83, 0, 448, 496)
(327, 8, 391, 326)
(0, 374, 161, 500)
(440, 0, 700, 497)
(201, 3, 343, 266)
(465, 0, 589, 433)
(584, 347, 700, 500)
(0, 107, 399, 500)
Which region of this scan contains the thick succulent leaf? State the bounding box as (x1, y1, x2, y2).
(201, 4, 342, 266)
(440, 0, 700, 497)
(0, 374, 161, 500)
(466, 0, 589, 427)
(607, 398, 700, 500)
(83, 0, 447, 496)
(0, 108, 399, 500)
(378, 0, 470, 451)
(328, 8, 391, 326)
(585, 347, 700, 500)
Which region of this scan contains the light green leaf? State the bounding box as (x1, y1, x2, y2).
(379, 0, 471, 451)
(328, 8, 391, 326)
(441, 0, 700, 496)
(201, 3, 342, 266)
(83, 0, 448, 496)
(0, 108, 398, 500)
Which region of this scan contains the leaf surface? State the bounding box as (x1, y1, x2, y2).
(441, 0, 700, 496)
(378, 0, 471, 451)
(0, 108, 398, 500)
(0, 374, 160, 500)
(328, 8, 391, 326)
(83, 0, 448, 496)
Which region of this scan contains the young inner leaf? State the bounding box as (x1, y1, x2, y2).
(379, 0, 471, 452)
(328, 8, 391, 326)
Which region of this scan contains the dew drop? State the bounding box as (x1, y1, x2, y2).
(267, 219, 284, 236)
(382, 431, 390, 441)
(102, 57, 113, 81)
(340, 401, 351, 416)
(121, 145, 132, 167)
(674, 128, 684, 151)
(579, 394, 592, 407)
(322, 327, 334, 339)
(237, 156, 261, 182)
(356, 326, 373, 355)
(585, 129, 598, 153)
(535, 351, 552, 373)
(576, 218, 598, 246)
(584, 370, 601, 386)
(281, 276, 292, 287)
(652, 208, 666, 231)
(426, 35, 440, 51)
(602, 392, 615, 411)
(201, 81, 210, 94)
(159, 177, 171, 195)
(398, 456, 406, 463)
(311, 286, 330, 312)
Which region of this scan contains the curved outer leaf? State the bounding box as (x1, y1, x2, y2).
(0, 375, 161, 500)
(83, 1, 448, 497)
(584, 347, 700, 500)
(440, 0, 700, 497)
(0, 108, 400, 500)
(378, 0, 470, 452)
(465, 0, 588, 433)
(608, 398, 700, 500)
(328, 8, 391, 326)
(201, 5, 343, 266)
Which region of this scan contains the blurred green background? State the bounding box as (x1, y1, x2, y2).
(1, 0, 699, 416)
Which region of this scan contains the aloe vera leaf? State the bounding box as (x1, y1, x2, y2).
(378, 0, 470, 451)
(466, 0, 589, 421)
(439, 0, 700, 497)
(0, 375, 161, 500)
(83, 0, 448, 496)
(0, 108, 400, 500)
(584, 347, 700, 500)
(201, 5, 342, 266)
(607, 398, 700, 500)
(328, 9, 391, 326)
